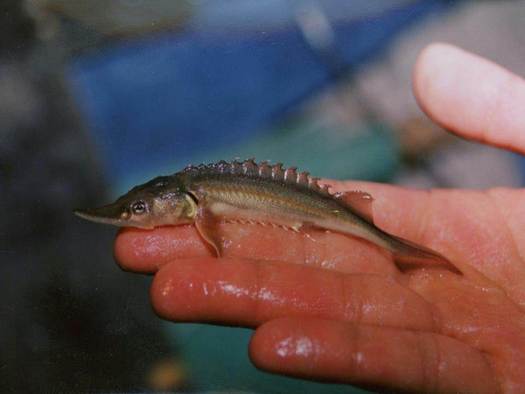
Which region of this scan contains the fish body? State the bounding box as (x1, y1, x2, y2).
(181, 164, 385, 248)
(75, 159, 459, 273)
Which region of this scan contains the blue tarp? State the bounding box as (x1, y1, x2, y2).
(68, 1, 454, 186)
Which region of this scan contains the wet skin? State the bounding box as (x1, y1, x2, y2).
(114, 44, 525, 393)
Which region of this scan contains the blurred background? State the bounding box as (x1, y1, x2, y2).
(2, 0, 525, 393)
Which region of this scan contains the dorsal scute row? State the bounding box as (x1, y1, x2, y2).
(182, 159, 331, 196)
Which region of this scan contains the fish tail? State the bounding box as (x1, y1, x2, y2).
(388, 234, 462, 274)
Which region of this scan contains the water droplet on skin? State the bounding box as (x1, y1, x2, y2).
(161, 278, 174, 297)
(221, 238, 233, 251)
(217, 280, 250, 298)
(275, 337, 293, 358)
(361, 302, 377, 316)
(274, 336, 315, 358)
(320, 259, 336, 269)
(295, 336, 314, 357)
(354, 352, 365, 365)
(258, 287, 278, 302)
(304, 252, 319, 266)
(200, 282, 217, 296)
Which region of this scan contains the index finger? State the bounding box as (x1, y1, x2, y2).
(114, 222, 396, 275)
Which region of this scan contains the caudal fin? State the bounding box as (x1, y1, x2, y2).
(389, 234, 462, 274)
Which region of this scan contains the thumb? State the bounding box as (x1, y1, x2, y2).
(413, 42, 525, 154)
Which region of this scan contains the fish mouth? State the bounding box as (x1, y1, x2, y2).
(74, 204, 128, 227)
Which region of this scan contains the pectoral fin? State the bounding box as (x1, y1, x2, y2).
(195, 206, 223, 257)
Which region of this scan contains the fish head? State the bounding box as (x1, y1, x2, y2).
(74, 175, 197, 229)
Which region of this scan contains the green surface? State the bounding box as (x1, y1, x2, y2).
(167, 323, 371, 394)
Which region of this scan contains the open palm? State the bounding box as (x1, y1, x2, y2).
(115, 44, 525, 393)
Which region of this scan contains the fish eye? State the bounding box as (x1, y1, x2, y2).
(131, 200, 147, 214)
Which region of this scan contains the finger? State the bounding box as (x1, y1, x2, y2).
(114, 225, 209, 273)
(414, 42, 525, 154)
(115, 223, 395, 275)
(150, 258, 435, 331)
(250, 317, 499, 394)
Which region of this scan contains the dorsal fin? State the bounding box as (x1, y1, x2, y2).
(258, 161, 272, 177)
(297, 171, 309, 186)
(334, 191, 374, 222)
(182, 159, 333, 196)
(308, 176, 321, 191)
(271, 163, 284, 180)
(231, 159, 243, 175)
(242, 158, 258, 175)
(216, 160, 229, 173)
(284, 167, 297, 182)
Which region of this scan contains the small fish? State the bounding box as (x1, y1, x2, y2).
(75, 159, 460, 273)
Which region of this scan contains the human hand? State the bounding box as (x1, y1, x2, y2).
(115, 43, 525, 393)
